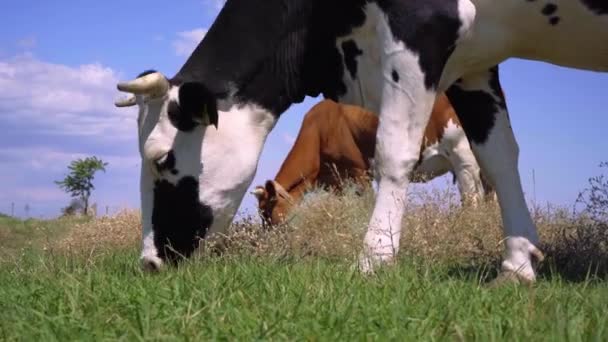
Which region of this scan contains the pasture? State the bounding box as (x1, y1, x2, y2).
(1, 184, 607, 340)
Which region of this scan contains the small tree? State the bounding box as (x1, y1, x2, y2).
(55, 156, 108, 216)
(576, 162, 608, 224)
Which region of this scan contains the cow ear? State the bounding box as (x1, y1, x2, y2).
(178, 82, 219, 128)
(265, 180, 277, 200)
(251, 186, 267, 201)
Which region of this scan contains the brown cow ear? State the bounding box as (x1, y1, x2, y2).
(265, 180, 277, 200)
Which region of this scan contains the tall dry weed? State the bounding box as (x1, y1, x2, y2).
(50, 171, 607, 280)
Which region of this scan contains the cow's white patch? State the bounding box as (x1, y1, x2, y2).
(136, 89, 276, 268)
(456, 0, 476, 42)
(196, 103, 277, 241)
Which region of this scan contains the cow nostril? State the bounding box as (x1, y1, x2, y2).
(153, 151, 177, 175)
(141, 256, 163, 272)
(154, 154, 168, 167)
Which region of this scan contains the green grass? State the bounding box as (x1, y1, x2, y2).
(1, 250, 607, 341)
(0, 216, 90, 259)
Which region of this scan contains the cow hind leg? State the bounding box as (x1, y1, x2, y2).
(446, 135, 485, 206)
(446, 66, 543, 284)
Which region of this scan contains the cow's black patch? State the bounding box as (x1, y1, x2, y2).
(541, 3, 558, 15)
(178, 82, 219, 128)
(155, 150, 179, 175)
(549, 16, 561, 25)
(392, 69, 400, 83)
(376, 0, 462, 90)
(171, 0, 368, 115)
(446, 66, 505, 144)
(166, 82, 219, 132)
(341, 40, 363, 79)
(580, 0, 608, 15)
(539, 4, 561, 25)
(233, 1, 369, 113)
(152, 176, 213, 264)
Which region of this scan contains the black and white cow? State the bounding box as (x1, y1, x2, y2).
(115, 0, 607, 283)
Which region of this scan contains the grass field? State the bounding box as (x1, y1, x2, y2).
(1, 184, 607, 340)
(2, 251, 607, 341)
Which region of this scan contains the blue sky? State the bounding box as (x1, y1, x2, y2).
(1, 0, 606, 219)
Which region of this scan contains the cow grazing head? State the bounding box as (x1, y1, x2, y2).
(115, 70, 276, 270)
(251, 180, 294, 226)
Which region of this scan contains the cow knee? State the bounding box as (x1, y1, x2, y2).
(374, 148, 420, 185)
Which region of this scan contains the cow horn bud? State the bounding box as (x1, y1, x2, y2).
(114, 95, 137, 107)
(116, 72, 170, 97)
(251, 187, 266, 200)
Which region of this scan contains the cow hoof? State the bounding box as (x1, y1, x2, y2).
(357, 253, 395, 275)
(141, 256, 163, 272)
(495, 237, 544, 285)
(489, 240, 545, 288)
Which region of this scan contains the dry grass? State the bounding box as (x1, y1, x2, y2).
(220, 182, 608, 281)
(54, 209, 141, 256)
(43, 179, 608, 281)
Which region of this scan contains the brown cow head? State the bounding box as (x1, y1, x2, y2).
(251, 180, 294, 226)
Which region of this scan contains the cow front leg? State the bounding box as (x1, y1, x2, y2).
(446, 66, 543, 284)
(358, 54, 437, 273)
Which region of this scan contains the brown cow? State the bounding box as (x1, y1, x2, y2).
(253, 95, 495, 225)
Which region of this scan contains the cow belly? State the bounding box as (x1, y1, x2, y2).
(441, 0, 608, 90)
(488, 0, 608, 71)
(411, 154, 450, 183)
(512, 8, 608, 71)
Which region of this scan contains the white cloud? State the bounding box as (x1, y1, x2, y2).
(173, 28, 208, 57)
(0, 147, 139, 173)
(0, 54, 137, 141)
(0, 54, 146, 217)
(17, 36, 37, 49)
(1, 186, 66, 203)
